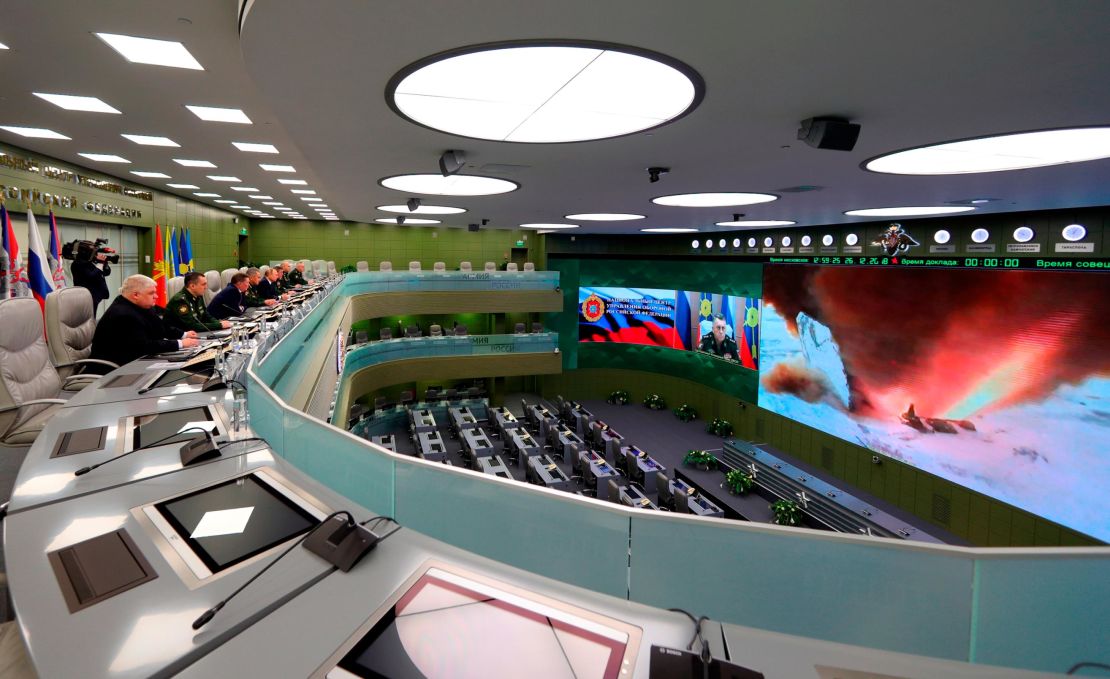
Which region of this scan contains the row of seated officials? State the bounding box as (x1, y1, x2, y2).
(359, 261, 538, 273)
(351, 321, 544, 344)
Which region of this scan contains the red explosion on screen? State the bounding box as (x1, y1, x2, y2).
(762, 266, 1110, 419)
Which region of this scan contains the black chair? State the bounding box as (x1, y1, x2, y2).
(380, 327, 393, 341)
(445, 388, 458, 402)
(399, 390, 415, 407)
(355, 330, 369, 344)
(373, 396, 392, 412)
(406, 324, 421, 338)
(514, 322, 526, 334)
(467, 386, 481, 399)
(425, 387, 440, 402)
(454, 324, 468, 336)
(531, 322, 544, 333)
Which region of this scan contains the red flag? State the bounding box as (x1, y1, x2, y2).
(152, 224, 167, 306)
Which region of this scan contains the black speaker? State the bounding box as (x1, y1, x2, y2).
(467, 223, 479, 232)
(797, 117, 860, 151)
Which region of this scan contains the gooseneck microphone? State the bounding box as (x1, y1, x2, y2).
(74, 426, 213, 476)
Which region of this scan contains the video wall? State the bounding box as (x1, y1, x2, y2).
(578, 286, 760, 370)
(757, 265, 1110, 542)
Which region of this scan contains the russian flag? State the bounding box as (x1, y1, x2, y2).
(25, 208, 56, 314)
(48, 209, 66, 288)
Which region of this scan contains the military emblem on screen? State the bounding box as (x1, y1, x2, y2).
(872, 222, 919, 256)
(581, 293, 606, 322)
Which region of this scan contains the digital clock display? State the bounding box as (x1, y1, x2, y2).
(764, 256, 1109, 270)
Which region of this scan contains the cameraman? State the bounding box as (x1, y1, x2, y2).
(70, 240, 111, 313)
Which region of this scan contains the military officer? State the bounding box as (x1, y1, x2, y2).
(244, 267, 278, 308)
(699, 314, 739, 361)
(167, 271, 232, 332)
(288, 260, 313, 286)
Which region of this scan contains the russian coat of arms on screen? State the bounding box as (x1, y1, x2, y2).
(581, 293, 606, 322)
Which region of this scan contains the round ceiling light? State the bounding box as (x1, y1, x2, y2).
(380, 174, 517, 196)
(934, 229, 952, 244)
(844, 206, 975, 217)
(566, 213, 645, 221)
(1013, 226, 1035, 243)
(845, 233, 859, 246)
(865, 127, 1110, 175)
(747, 237, 757, 248)
(653, 192, 778, 208)
(821, 234, 834, 246)
(520, 223, 578, 229)
(377, 204, 466, 215)
(1062, 224, 1087, 242)
(641, 227, 697, 233)
(376, 217, 440, 225)
(691, 240, 700, 249)
(781, 236, 792, 247)
(389, 42, 702, 143)
(718, 239, 726, 248)
(732, 238, 741, 248)
(715, 219, 795, 227)
(971, 228, 990, 243)
(800, 235, 812, 247)
(763, 236, 773, 247)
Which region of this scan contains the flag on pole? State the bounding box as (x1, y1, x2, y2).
(168, 226, 180, 276)
(177, 227, 188, 275)
(152, 224, 167, 307)
(2, 202, 27, 298)
(47, 209, 66, 288)
(673, 290, 692, 350)
(184, 228, 194, 272)
(25, 207, 56, 314)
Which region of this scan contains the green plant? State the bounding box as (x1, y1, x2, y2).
(682, 449, 717, 469)
(642, 393, 666, 410)
(706, 417, 734, 437)
(673, 403, 698, 422)
(340, 264, 357, 274)
(770, 499, 803, 526)
(607, 389, 631, 405)
(724, 469, 754, 495)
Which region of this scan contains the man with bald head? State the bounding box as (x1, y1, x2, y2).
(90, 274, 199, 370)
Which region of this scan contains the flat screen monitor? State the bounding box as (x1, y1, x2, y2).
(130, 406, 217, 450)
(144, 470, 323, 580)
(321, 564, 641, 679)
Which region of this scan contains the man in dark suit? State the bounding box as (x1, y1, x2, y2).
(257, 267, 288, 302)
(90, 274, 199, 370)
(70, 241, 111, 313)
(207, 272, 250, 320)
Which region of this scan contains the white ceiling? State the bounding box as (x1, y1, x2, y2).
(2, 0, 1109, 234)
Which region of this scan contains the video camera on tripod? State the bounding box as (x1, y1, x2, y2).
(62, 237, 120, 264)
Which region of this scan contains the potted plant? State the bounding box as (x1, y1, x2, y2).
(682, 449, 717, 470)
(607, 389, 631, 405)
(673, 403, 698, 422)
(643, 393, 666, 410)
(706, 417, 733, 437)
(724, 469, 754, 495)
(770, 499, 803, 526)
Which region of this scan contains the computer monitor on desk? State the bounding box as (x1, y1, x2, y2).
(121, 405, 226, 453)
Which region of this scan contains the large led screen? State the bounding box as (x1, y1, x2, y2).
(579, 286, 760, 369)
(758, 265, 1110, 541)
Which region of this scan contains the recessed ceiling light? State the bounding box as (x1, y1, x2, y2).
(566, 213, 645, 221)
(845, 233, 859, 246)
(78, 152, 129, 163)
(390, 42, 701, 143)
(376, 217, 441, 224)
(641, 227, 697, 233)
(715, 219, 796, 227)
(844, 206, 975, 217)
(121, 133, 179, 147)
(705, 239, 713, 249)
(1013, 226, 1035, 243)
(194, 192, 220, 198)
(652, 192, 777, 208)
(866, 127, 1110, 175)
(167, 183, 199, 189)
(381, 174, 518, 196)
(301, 197, 324, 202)
(33, 92, 120, 114)
(232, 142, 278, 153)
(760, 237, 771, 247)
(249, 195, 274, 200)
(377, 204, 466, 215)
(277, 178, 307, 185)
(0, 125, 70, 139)
(717, 238, 726, 248)
(0, 42, 8, 50)
(732, 238, 741, 247)
(691, 240, 700, 249)
(185, 105, 252, 124)
(520, 223, 578, 229)
(934, 229, 951, 244)
(1062, 224, 1087, 242)
(259, 163, 295, 172)
(95, 33, 203, 69)
(970, 198, 993, 204)
(262, 201, 283, 206)
(173, 158, 216, 168)
(229, 204, 250, 209)
(131, 171, 170, 178)
(290, 189, 317, 195)
(215, 199, 236, 204)
(207, 175, 241, 182)
(231, 186, 259, 192)
(821, 234, 834, 246)
(971, 228, 990, 243)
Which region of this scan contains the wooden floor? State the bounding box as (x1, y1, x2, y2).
(0, 621, 35, 679)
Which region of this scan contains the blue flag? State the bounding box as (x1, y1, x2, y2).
(720, 294, 735, 338)
(674, 290, 691, 350)
(184, 228, 194, 271)
(177, 227, 188, 275)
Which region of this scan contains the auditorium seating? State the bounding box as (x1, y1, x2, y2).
(506, 263, 519, 272)
(0, 298, 70, 446)
(204, 270, 222, 303)
(409, 261, 421, 271)
(429, 324, 443, 337)
(327, 261, 337, 276)
(356, 261, 369, 272)
(220, 268, 240, 286)
(44, 287, 117, 388)
(380, 327, 393, 341)
(484, 262, 496, 272)
(523, 262, 535, 272)
(312, 259, 327, 278)
(433, 261, 446, 272)
(459, 261, 472, 272)
(379, 261, 392, 271)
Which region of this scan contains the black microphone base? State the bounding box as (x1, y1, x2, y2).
(303, 515, 378, 572)
(180, 433, 221, 467)
(201, 373, 227, 391)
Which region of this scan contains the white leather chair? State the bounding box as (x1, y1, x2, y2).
(408, 261, 421, 271)
(260, 265, 271, 277)
(356, 260, 369, 272)
(312, 260, 327, 278)
(484, 262, 496, 272)
(327, 261, 337, 276)
(238, 267, 247, 274)
(459, 261, 472, 272)
(0, 298, 69, 446)
(506, 262, 519, 272)
(220, 268, 240, 286)
(204, 270, 222, 304)
(379, 261, 393, 272)
(523, 262, 535, 272)
(45, 287, 117, 389)
(166, 276, 185, 300)
(433, 261, 446, 272)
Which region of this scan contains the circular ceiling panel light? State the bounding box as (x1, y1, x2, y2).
(641, 227, 697, 233)
(375, 217, 440, 225)
(389, 42, 702, 143)
(844, 206, 975, 217)
(380, 174, 517, 196)
(865, 127, 1110, 175)
(781, 236, 792, 247)
(747, 237, 757, 248)
(934, 229, 952, 244)
(691, 240, 700, 249)
(845, 233, 859, 246)
(377, 204, 466, 215)
(821, 234, 835, 246)
(715, 219, 795, 227)
(566, 213, 645, 221)
(653, 192, 777, 208)
(800, 235, 812, 247)
(520, 223, 578, 229)
(732, 238, 741, 248)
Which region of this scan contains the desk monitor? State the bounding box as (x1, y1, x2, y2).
(317, 562, 641, 679)
(122, 405, 226, 453)
(139, 469, 326, 581)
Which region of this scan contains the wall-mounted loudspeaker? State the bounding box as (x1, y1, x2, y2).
(797, 117, 861, 151)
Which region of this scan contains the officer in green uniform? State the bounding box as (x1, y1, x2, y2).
(167, 272, 232, 332)
(698, 313, 739, 362)
(244, 268, 277, 308)
(275, 261, 293, 293)
(288, 261, 312, 286)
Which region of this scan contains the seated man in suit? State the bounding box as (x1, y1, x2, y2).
(257, 266, 290, 302)
(90, 274, 199, 369)
(166, 271, 231, 333)
(207, 272, 252, 320)
(244, 267, 278, 308)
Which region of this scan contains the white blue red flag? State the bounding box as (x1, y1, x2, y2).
(25, 208, 56, 314)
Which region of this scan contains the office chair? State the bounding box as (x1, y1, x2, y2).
(514, 322, 526, 334)
(454, 324, 467, 336)
(380, 327, 393, 341)
(355, 330, 369, 344)
(399, 390, 415, 408)
(0, 298, 70, 446)
(429, 324, 443, 337)
(484, 261, 496, 272)
(458, 261, 472, 272)
(356, 260, 369, 272)
(523, 262, 535, 272)
(379, 261, 393, 272)
(44, 287, 117, 389)
(433, 261, 446, 272)
(445, 388, 458, 402)
(531, 321, 543, 333)
(405, 324, 421, 338)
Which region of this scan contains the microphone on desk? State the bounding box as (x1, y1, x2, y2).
(74, 426, 214, 476)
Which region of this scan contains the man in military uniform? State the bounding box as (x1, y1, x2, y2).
(276, 260, 294, 293)
(288, 260, 313, 287)
(244, 268, 278, 308)
(699, 314, 739, 361)
(167, 271, 231, 332)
